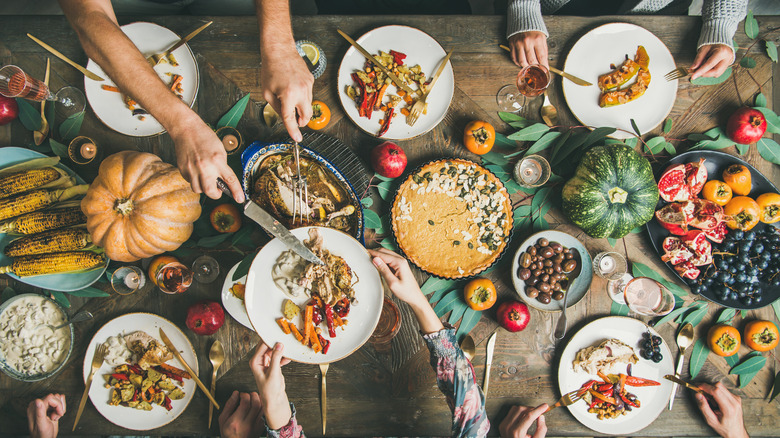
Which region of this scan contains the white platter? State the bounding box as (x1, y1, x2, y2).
(221, 261, 252, 330)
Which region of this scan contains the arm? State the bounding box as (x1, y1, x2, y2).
(255, 0, 313, 143)
(694, 382, 749, 438)
(506, 0, 548, 67)
(27, 393, 66, 438)
(249, 342, 305, 438)
(691, 0, 748, 79)
(57, 0, 244, 202)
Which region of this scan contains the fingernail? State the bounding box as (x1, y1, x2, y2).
(275, 342, 283, 350)
(372, 257, 383, 267)
(231, 390, 239, 398)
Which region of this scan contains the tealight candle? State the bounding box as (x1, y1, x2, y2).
(513, 154, 550, 188)
(124, 271, 140, 288)
(222, 134, 239, 152)
(79, 142, 97, 160)
(599, 254, 615, 274)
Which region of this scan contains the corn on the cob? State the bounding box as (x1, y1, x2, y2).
(0, 167, 62, 199)
(4, 228, 92, 257)
(0, 251, 105, 277)
(0, 206, 86, 234)
(0, 184, 88, 222)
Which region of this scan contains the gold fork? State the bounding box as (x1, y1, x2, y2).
(291, 142, 309, 225)
(319, 363, 329, 434)
(665, 66, 689, 81)
(73, 343, 108, 431)
(544, 389, 586, 413)
(407, 50, 453, 126)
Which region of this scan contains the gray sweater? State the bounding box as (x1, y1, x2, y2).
(507, 0, 748, 50)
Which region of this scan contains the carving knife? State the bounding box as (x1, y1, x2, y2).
(216, 178, 325, 266)
(483, 331, 498, 397)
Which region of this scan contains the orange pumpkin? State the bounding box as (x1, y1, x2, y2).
(463, 278, 497, 310)
(463, 121, 495, 155)
(702, 180, 732, 206)
(755, 193, 780, 224)
(707, 324, 741, 357)
(82, 151, 201, 262)
(743, 320, 779, 352)
(723, 196, 760, 231)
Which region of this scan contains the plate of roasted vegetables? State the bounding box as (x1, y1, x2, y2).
(562, 23, 677, 139)
(83, 313, 197, 430)
(0, 148, 107, 292)
(244, 226, 382, 364)
(558, 316, 674, 435)
(84, 22, 199, 137)
(337, 25, 454, 140)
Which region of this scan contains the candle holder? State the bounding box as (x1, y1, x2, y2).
(215, 126, 244, 156)
(295, 40, 326, 79)
(513, 154, 551, 188)
(68, 136, 100, 165)
(110, 266, 146, 295)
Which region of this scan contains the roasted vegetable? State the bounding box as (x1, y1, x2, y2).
(0, 250, 105, 277)
(597, 46, 649, 91)
(0, 167, 69, 199)
(4, 227, 91, 257)
(598, 68, 651, 107)
(0, 185, 88, 222)
(0, 205, 86, 234)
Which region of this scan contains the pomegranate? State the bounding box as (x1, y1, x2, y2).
(496, 300, 530, 332)
(655, 202, 690, 235)
(726, 107, 767, 144)
(683, 230, 712, 266)
(685, 159, 708, 198)
(702, 221, 728, 243)
(370, 141, 407, 178)
(688, 199, 723, 230)
(185, 300, 225, 335)
(674, 260, 700, 280)
(657, 159, 708, 202)
(661, 237, 693, 265)
(0, 95, 18, 126)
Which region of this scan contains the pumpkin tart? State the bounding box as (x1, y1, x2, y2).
(391, 159, 512, 278)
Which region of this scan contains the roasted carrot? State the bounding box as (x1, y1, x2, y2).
(277, 318, 291, 334)
(311, 325, 322, 352)
(400, 107, 410, 116)
(397, 89, 406, 97)
(374, 83, 388, 111)
(302, 305, 313, 346)
(289, 322, 303, 342)
(101, 85, 120, 92)
(169, 74, 183, 91)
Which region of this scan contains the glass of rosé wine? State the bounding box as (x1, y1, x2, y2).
(0, 65, 85, 117)
(496, 63, 551, 113)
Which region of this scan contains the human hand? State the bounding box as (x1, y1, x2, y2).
(499, 404, 548, 438)
(27, 393, 65, 438)
(367, 248, 425, 307)
(508, 31, 549, 68)
(690, 44, 733, 80)
(261, 48, 314, 143)
(249, 342, 292, 430)
(695, 382, 749, 438)
(218, 391, 264, 438)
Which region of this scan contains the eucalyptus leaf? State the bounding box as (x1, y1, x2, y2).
(766, 40, 778, 62)
(741, 309, 748, 319)
(716, 308, 736, 324)
(539, 200, 554, 218)
(380, 237, 398, 251)
(376, 180, 393, 200)
(548, 173, 563, 184)
(360, 197, 374, 208)
(373, 173, 396, 182)
(692, 127, 735, 151)
(49, 138, 69, 158)
(233, 251, 257, 281)
(524, 131, 562, 157)
(507, 123, 550, 142)
(504, 179, 523, 194)
(606, 238, 617, 247)
(448, 304, 468, 325)
(428, 287, 453, 304)
(739, 367, 763, 388)
(509, 120, 535, 129)
(754, 108, 780, 134)
(197, 233, 232, 247)
(725, 353, 740, 367)
(481, 150, 509, 166)
(691, 67, 732, 86)
(772, 300, 780, 323)
(49, 291, 70, 308)
(632, 262, 687, 296)
(630, 119, 642, 137)
(230, 225, 254, 246)
(611, 301, 630, 316)
(494, 132, 517, 149)
(421, 277, 458, 296)
(730, 353, 766, 376)
(757, 138, 780, 164)
(735, 142, 750, 155)
(551, 130, 590, 167)
(770, 370, 780, 402)
(531, 187, 552, 211)
(514, 205, 532, 217)
(15, 98, 42, 131)
(681, 303, 710, 327)
(645, 136, 667, 154)
(66, 286, 110, 297)
(663, 118, 673, 133)
(485, 164, 512, 183)
(533, 216, 548, 232)
(755, 93, 767, 108)
(740, 56, 757, 69)
(688, 133, 719, 142)
(217, 94, 251, 129)
(498, 111, 527, 123)
(363, 208, 382, 229)
(689, 339, 709, 378)
(654, 306, 689, 327)
(744, 10, 758, 39)
(630, 226, 643, 233)
(59, 110, 85, 142)
(433, 290, 463, 317)
(624, 137, 639, 148)
(456, 307, 482, 341)
(664, 142, 676, 155)
(548, 130, 572, 159)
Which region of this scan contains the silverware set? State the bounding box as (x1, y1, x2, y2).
(407, 50, 453, 126)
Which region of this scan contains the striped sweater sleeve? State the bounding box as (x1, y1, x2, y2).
(507, 0, 548, 39)
(698, 0, 748, 49)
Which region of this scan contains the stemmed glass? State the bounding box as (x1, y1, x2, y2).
(192, 255, 220, 284)
(0, 65, 85, 117)
(496, 63, 551, 112)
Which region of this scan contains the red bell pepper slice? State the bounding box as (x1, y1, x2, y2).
(597, 383, 614, 393)
(128, 364, 143, 375)
(588, 388, 617, 405)
(377, 107, 394, 137)
(579, 379, 597, 389)
(624, 375, 660, 387)
(318, 333, 330, 354)
(620, 392, 639, 408)
(325, 305, 337, 338)
(111, 373, 129, 381)
(390, 50, 406, 66)
(163, 395, 173, 411)
(334, 298, 350, 318)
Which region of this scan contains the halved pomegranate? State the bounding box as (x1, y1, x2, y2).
(690, 251, 713, 266)
(661, 236, 694, 265)
(689, 199, 723, 230)
(674, 261, 701, 280)
(658, 163, 690, 202)
(702, 221, 728, 243)
(683, 230, 712, 266)
(685, 158, 708, 198)
(656, 202, 690, 235)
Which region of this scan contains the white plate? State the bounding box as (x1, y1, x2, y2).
(558, 316, 674, 435)
(336, 25, 454, 140)
(244, 226, 383, 364)
(84, 22, 199, 137)
(221, 261, 252, 330)
(82, 313, 198, 431)
(562, 23, 677, 139)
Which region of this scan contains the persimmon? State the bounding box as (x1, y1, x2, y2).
(463, 278, 497, 310)
(149, 255, 179, 287)
(210, 203, 242, 233)
(702, 180, 732, 206)
(463, 121, 495, 155)
(723, 196, 760, 231)
(707, 324, 741, 357)
(307, 100, 331, 130)
(722, 164, 752, 196)
(755, 193, 780, 224)
(743, 320, 779, 352)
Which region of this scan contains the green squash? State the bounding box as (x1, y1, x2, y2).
(562, 144, 659, 239)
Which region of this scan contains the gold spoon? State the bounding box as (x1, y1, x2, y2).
(33, 58, 50, 145)
(208, 340, 225, 429)
(460, 334, 476, 361)
(540, 90, 558, 127)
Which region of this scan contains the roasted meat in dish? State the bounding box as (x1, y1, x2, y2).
(298, 228, 357, 306)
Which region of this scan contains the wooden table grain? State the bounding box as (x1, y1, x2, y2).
(0, 14, 778, 437)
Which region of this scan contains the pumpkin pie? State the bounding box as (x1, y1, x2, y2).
(391, 159, 512, 278)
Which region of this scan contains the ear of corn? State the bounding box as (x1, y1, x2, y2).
(0, 251, 106, 277)
(0, 157, 60, 177)
(0, 184, 88, 222)
(0, 167, 62, 199)
(4, 227, 91, 257)
(0, 206, 86, 234)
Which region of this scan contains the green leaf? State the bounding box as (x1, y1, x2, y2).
(755, 107, 780, 134)
(15, 98, 42, 131)
(230, 224, 254, 246)
(644, 136, 667, 154)
(611, 301, 630, 316)
(735, 142, 750, 155)
(654, 306, 689, 327)
(624, 137, 638, 148)
(755, 93, 767, 108)
(433, 290, 463, 317)
(448, 304, 468, 325)
(217, 94, 251, 129)
(232, 251, 256, 281)
(59, 110, 85, 141)
(681, 303, 710, 327)
(422, 277, 459, 296)
(551, 130, 590, 167)
(533, 216, 548, 231)
(66, 286, 110, 297)
(725, 353, 740, 367)
(663, 142, 676, 155)
(689, 339, 709, 378)
(49, 138, 68, 158)
(503, 179, 523, 194)
(197, 233, 232, 247)
(736, 356, 766, 388)
(363, 208, 382, 229)
(531, 187, 552, 212)
(741, 309, 748, 319)
(524, 131, 562, 157)
(772, 300, 780, 323)
(630, 226, 643, 234)
(770, 371, 780, 402)
(757, 138, 780, 164)
(455, 307, 482, 341)
(691, 67, 732, 86)
(360, 197, 373, 208)
(379, 237, 398, 251)
(716, 308, 736, 324)
(730, 353, 766, 376)
(498, 111, 528, 123)
(373, 173, 396, 182)
(766, 40, 778, 62)
(485, 164, 513, 184)
(692, 127, 736, 151)
(663, 118, 673, 133)
(740, 56, 757, 69)
(631, 262, 687, 297)
(513, 204, 532, 217)
(376, 180, 393, 200)
(428, 287, 452, 304)
(49, 291, 70, 308)
(507, 123, 550, 141)
(508, 120, 535, 129)
(607, 238, 618, 247)
(744, 10, 758, 39)
(1, 287, 15, 303)
(630, 119, 642, 137)
(494, 132, 517, 149)
(688, 132, 719, 142)
(481, 150, 509, 166)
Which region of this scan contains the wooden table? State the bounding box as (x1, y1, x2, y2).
(1, 14, 779, 437)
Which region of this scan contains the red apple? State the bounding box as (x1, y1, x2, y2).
(0, 95, 18, 126)
(726, 107, 767, 144)
(185, 300, 225, 335)
(496, 300, 530, 332)
(370, 141, 407, 178)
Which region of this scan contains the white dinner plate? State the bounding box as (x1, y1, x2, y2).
(562, 23, 677, 139)
(244, 226, 383, 364)
(336, 25, 454, 140)
(82, 313, 198, 431)
(558, 316, 674, 435)
(84, 22, 199, 137)
(221, 261, 252, 330)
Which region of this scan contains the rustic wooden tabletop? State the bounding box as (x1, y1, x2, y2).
(0, 14, 778, 437)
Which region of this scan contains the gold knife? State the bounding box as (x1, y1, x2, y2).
(483, 331, 497, 397)
(146, 21, 212, 67)
(27, 34, 105, 81)
(498, 44, 592, 87)
(663, 374, 703, 394)
(159, 328, 220, 409)
(337, 29, 416, 96)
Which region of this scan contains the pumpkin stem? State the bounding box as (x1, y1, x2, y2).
(114, 198, 134, 215)
(608, 187, 628, 204)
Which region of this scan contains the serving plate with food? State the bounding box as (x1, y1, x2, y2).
(558, 316, 674, 435)
(84, 22, 199, 137)
(83, 313, 197, 430)
(336, 25, 454, 140)
(241, 141, 364, 241)
(244, 226, 382, 364)
(0, 147, 107, 291)
(562, 23, 677, 139)
(647, 150, 780, 309)
(221, 261, 253, 330)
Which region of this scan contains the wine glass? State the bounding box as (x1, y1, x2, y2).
(0, 65, 85, 117)
(192, 255, 220, 284)
(622, 277, 676, 317)
(110, 266, 146, 295)
(156, 262, 193, 294)
(496, 63, 551, 112)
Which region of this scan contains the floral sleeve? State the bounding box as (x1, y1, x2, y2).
(422, 327, 490, 438)
(266, 403, 305, 438)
